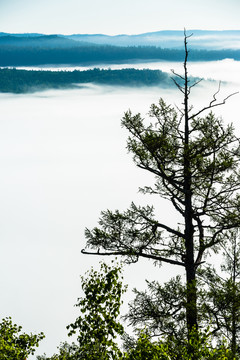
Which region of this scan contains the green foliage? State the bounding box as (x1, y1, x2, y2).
(123, 332, 170, 360)
(124, 329, 231, 360)
(183, 328, 230, 360)
(198, 230, 240, 358)
(0, 316, 45, 360)
(125, 276, 186, 341)
(200, 267, 240, 338)
(66, 261, 127, 359)
(37, 342, 78, 360)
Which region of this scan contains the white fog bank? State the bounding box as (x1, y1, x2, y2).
(0, 61, 239, 357)
(17, 58, 240, 86)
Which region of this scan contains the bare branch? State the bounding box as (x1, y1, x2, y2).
(209, 81, 222, 107)
(184, 28, 193, 40)
(81, 249, 185, 267)
(171, 77, 184, 94)
(174, 103, 184, 117)
(189, 78, 203, 91)
(189, 90, 239, 120)
(171, 69, 185, 81)
(138, 209, 185, 238)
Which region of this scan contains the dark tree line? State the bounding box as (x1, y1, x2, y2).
(0, 67, 178, 93)
(0, 43, 240, 66)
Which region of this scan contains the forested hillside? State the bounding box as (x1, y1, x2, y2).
(0, 67, 178, 93)
(0, 33, 240, 66)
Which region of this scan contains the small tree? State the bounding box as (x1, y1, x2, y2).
(199, 230, 240, 358)
(82, 31, 240, 357)
(123, 329, 230, 360)
(66, 261, 127, 359)
(124, 276, 186, 341)
(0, 316, 44, 360)
(37, 342, 78, 360)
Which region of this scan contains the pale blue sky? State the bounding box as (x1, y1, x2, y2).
(0, 0, 239, 35)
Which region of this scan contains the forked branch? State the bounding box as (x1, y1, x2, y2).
(189, 83, 239, 120)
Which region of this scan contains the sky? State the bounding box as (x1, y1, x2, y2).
(0, 0, 240, 35)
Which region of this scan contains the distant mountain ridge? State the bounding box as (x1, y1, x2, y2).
(0, 30, 240, 66)
(0, 34, 91, 48)
(0, 30, 240, 49)
(65, 30, 240, 49)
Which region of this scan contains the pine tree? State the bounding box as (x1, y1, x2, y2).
(199, 230, 240, 358)
(82, 31, 240, 355)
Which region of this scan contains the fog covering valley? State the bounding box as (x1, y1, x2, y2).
(0, 59, 240, 357)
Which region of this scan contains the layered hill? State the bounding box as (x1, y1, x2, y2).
(0, 30, 239, 66)
(1, 30, 240, 49)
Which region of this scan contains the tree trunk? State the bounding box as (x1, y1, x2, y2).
(183, 30, 198, 341)
(184, 179, 197, 337)
(231, 243, 237, 358)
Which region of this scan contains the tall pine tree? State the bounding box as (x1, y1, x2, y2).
(82, 31, 240, 355)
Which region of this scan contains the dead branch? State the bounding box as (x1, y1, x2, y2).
(81, 248, 185, 266)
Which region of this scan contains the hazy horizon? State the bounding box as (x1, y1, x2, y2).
(2, 30, 240, 51)
(0, 0, 240, 35)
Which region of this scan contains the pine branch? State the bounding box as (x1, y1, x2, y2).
(81, 248, 185, 266)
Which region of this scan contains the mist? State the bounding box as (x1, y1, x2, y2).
(18, 58, 240, 86)
(0, 61, 239, 357)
